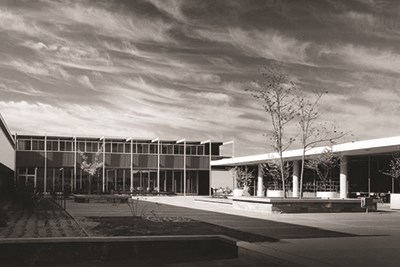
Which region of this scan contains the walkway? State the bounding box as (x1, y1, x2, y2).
(66, 196, 400, 267)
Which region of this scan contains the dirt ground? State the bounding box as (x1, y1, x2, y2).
(77, 216, 276, 242)
(0, 199, 87, 238)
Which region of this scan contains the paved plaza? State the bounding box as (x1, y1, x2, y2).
(66, 196, 400, 267)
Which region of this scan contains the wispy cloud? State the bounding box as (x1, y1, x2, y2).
(145, 0, 186, 22)
(320, 44, 400, 73)
(193, 27, 311, 65)
(46, 0, 174, 43)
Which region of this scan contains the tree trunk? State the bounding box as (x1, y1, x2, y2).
(280, 156, 287, 198)
(88, 175, 91, 195)
(299, 151, 306, 199)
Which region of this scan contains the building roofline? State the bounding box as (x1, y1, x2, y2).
(211, 135, 400, 166)
(14, 133, 223, 145)
(0, 113, 15, 147)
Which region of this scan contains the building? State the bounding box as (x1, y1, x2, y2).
(212, 137, 400, 198)
(14, 134, 223, 195)
(0, 113, 224, 196)
(1, 112, 399, 198)
(0, 114, 16, 198)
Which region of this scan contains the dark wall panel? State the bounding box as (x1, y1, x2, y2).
(106, 154, 130, 168)
(161, 155, 183, 169)
(186, 156, 209, 170)
(47, 152, 74, 167)
(133, 154, 157, 169)
(16, 151, 45, 167)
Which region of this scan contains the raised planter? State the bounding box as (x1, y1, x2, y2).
(232, 188, 244, 197)
(232, 197, 368, 213)
(266, 189, 284, 198)
(316, 191, 338, 199)
(390, 193, 400, 209)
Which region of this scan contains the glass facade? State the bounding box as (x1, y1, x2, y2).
(15, 135, 220, 195)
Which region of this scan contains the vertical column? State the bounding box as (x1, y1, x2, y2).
(73, 136, 76, 192)
(44, 135, 47, 194)
(340, 156, 348, 199)
(157, 139, 160, 192)
(130, 139, 133, 192)
(292, 160, 300, 198)
(102, 137, 105, 193)
(209, 142, 212, 196)
(183, 140, 186, 196)
(34, 167, 37, 190)
(257, 164, 264, 197)
(123, 169, 126, 192)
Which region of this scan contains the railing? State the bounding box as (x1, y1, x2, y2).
(303, 180, 339, 192)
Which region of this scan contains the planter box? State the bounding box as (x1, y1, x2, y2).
(266, 190, 284, 198)
(233, 189, 244, 197)
(232, 197, 367, 213)
(316, 191, 338, 199)
(390, 193, 400, 209)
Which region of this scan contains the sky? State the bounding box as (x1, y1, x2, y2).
(1, 0, 400, 157)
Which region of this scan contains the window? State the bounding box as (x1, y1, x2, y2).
(150, 144, 157, 154)
(78, 142, 85, 152)
(18, 139, 31, 151)
(31, 140, 44, 151)
(190, 146, 197, 155)
(117, 143, 124, 153)
(197, 146, 204, 155)
(125, 143, 131, 153)
(105, 142, 111, 152)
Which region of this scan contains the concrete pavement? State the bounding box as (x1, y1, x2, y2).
(67, 196, 400, 267)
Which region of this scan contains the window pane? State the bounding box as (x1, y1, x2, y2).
(60, 141, 65, 151)
(78, 142, 85, 152)
(65, 141, 72, 151)
(52, 141, 59, 151)
(38, 140, 44, 151)
(105, 142, 111, 152)
(18, 140, 26, 150)
(197, 146, 204, 155)
(125, 143, 131, 153)
(117, 143, 124, 153)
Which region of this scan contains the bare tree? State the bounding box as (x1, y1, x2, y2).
(296, 89, 348, 197)
(78, 146, 103, 194)
(247, 68, 297, 198)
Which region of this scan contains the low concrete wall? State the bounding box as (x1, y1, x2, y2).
(390, 193, 400, 209)
(233, 197, 369, 213)
(0, 235, 238, 265)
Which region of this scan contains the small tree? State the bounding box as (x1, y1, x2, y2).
(382, 156, 400, 190)
(296, 89, 348, 197)
(78, 146, 103, 194)
(305, 148, 340, 191)
(247, 67, 297, 198)
(231, 166, 254, 189)
(230, 166, 254, 196)
(262, 160, 291, 191)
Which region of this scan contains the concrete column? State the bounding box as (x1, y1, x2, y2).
(257, 164, 264, 197)
(340, 156, 348, 199)
(292, 160, 300, 198)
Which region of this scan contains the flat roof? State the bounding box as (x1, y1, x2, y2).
(0, 114, 15, 147)
(15, 133, 223, 146)
(212, 136, 400, 166)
